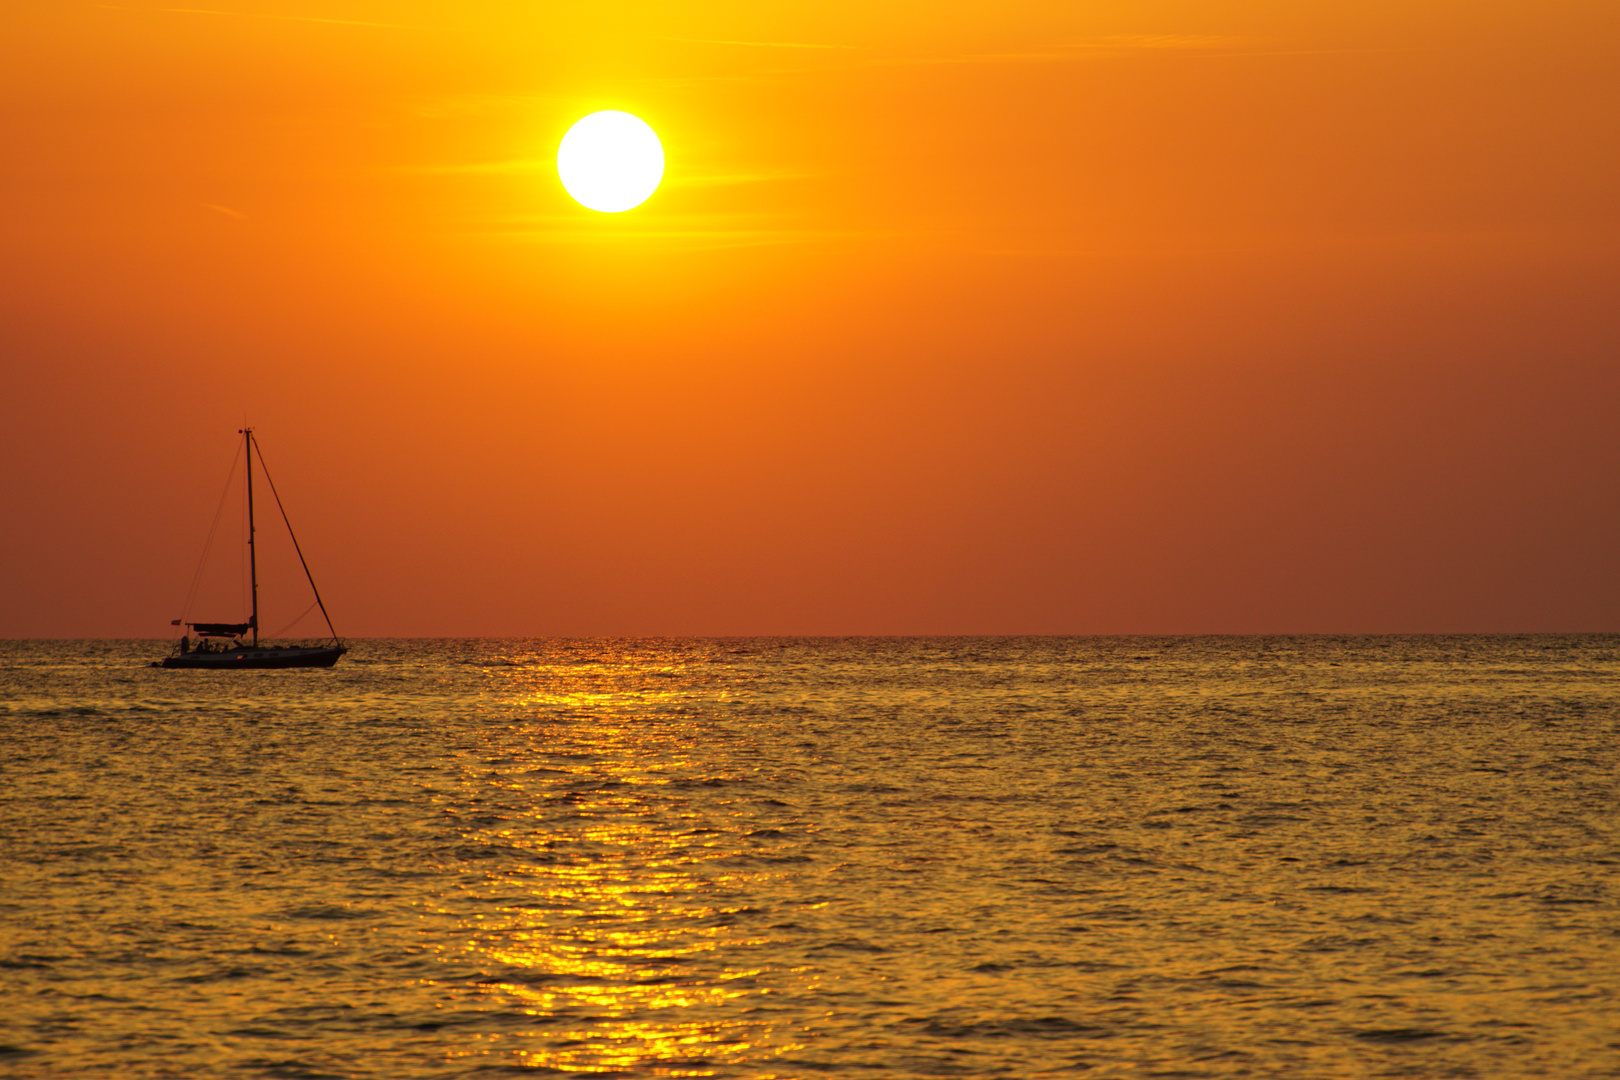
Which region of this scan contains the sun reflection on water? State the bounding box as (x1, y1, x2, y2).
(427, 643, 798, 1075)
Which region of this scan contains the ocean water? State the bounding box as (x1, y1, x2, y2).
(1, 636, 1617, 1079)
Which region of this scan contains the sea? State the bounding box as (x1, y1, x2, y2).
(1, 636, 1617, 1079)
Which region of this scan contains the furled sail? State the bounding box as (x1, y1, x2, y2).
(188, 621, 253, 637)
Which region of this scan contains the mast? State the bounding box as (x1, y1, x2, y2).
(242, 427, 259, 647)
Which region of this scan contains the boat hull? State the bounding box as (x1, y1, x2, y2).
(159, 646, 346, 669)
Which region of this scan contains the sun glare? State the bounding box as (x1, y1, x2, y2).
(557, 111, 664, 213)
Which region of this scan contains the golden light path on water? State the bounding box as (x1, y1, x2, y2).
(430, 660, 797, 1075)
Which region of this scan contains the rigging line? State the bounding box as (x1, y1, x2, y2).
(250, 435, 341, 642)
(265, 599, 320, 640)
(179, 442, 242, 620)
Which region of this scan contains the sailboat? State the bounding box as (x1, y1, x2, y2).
(158, 428, 348, 670)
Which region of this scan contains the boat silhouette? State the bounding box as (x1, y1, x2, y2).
(157, 428, 347, 670)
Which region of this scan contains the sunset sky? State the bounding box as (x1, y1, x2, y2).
(3, 0, 1617, 637)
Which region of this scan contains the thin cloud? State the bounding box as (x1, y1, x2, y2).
(94, 5, 425, 29)
(1066, 36, 1441, 60)
(875, 34, 1436, 67)
(407, 160, 554, 176)
(870, 35, 1248, 67)
(1190, 46, 1447, 58)
(637, 75, 781, 88)
(1066, 34, 1251, 50)
(459, 213, 907, 251)
(476, 225, 833, 252)
(645, 35, 862, 51)
(876, 50, 1076, 67)
(411, 95, 557, 120)
(201, 202, 247, 218)
(666, 172, 813, 188)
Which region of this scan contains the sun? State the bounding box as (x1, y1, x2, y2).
(556, 111, 664, 213)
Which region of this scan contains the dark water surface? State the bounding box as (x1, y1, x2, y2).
(2, 636, 1617, 1078)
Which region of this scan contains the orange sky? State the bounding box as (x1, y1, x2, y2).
(3, 0, 1618, 636)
